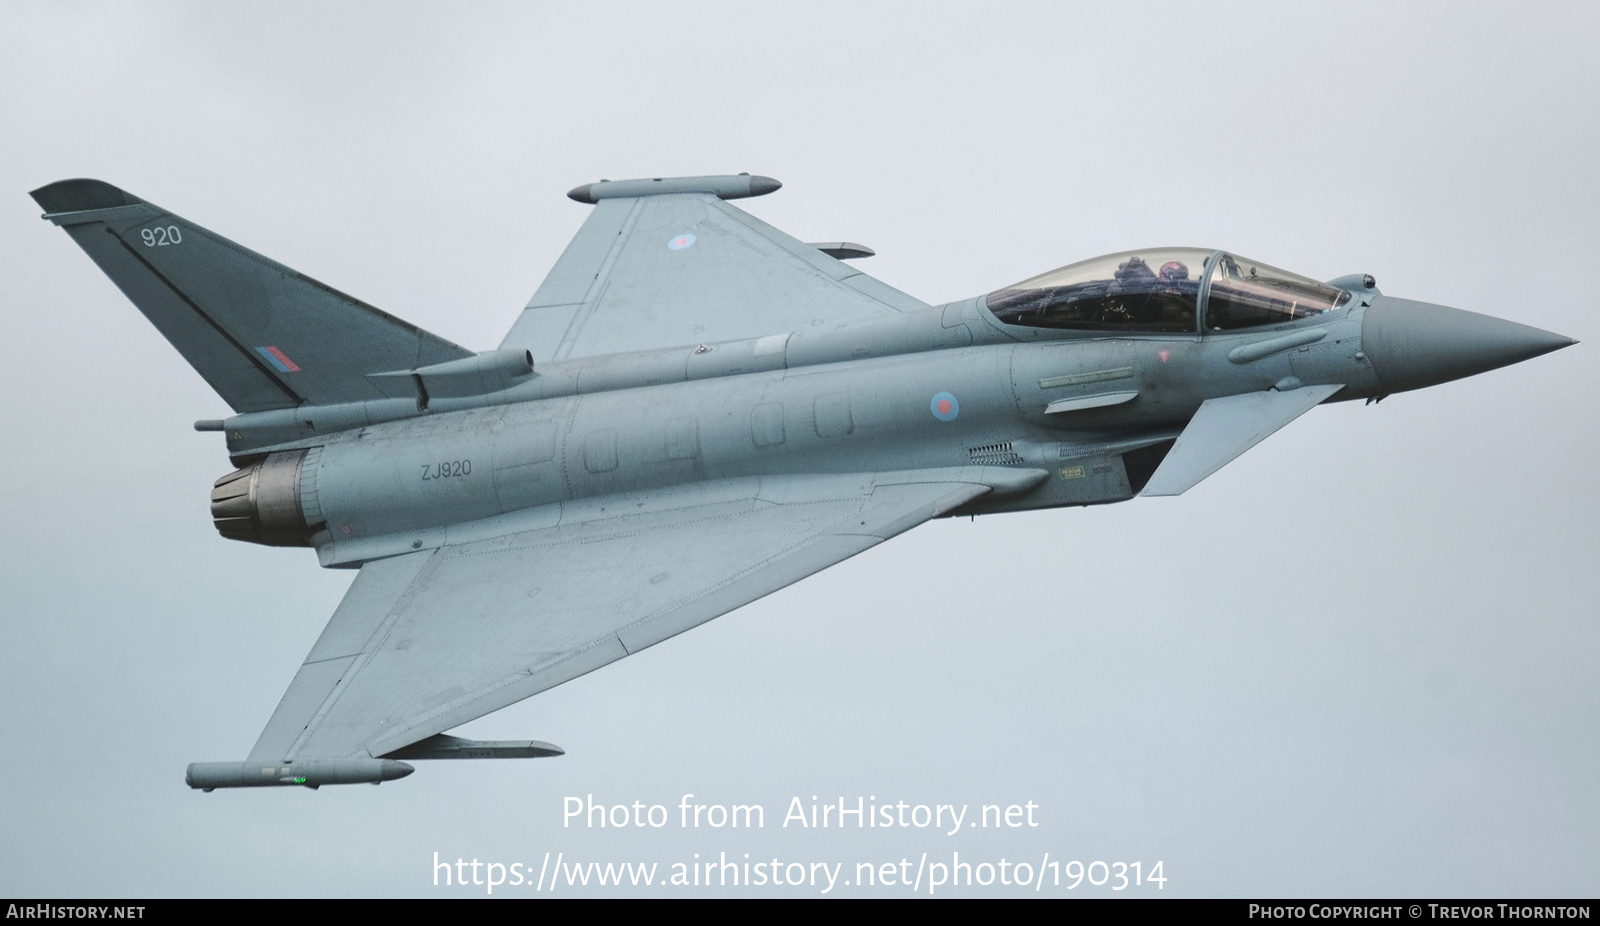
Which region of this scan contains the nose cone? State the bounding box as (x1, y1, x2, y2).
(1362, 296, 1575, 394)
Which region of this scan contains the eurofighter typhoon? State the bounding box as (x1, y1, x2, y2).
(31, 174, 1573, 791)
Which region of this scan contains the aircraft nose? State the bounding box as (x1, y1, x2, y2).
(1361, 295, 1575, 393)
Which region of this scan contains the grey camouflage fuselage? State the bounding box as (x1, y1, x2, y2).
(32, 174, 1572, 789)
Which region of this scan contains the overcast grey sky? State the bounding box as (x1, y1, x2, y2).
(1, 1, 1595, 897)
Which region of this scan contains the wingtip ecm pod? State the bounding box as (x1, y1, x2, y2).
(186, 736, 564, 790)
(567, 173, 781, 204)
(186, 758, 415, 791)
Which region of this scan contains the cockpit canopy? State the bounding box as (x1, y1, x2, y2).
(986, 248, 1352, 333)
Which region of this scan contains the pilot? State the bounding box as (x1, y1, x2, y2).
(1113, 256, 1157, 285)
(1155, 260, 1196, 329)
(1102, 256, 1157, 322)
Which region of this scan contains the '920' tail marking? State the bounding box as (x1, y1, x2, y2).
(140, 226, 182, 247)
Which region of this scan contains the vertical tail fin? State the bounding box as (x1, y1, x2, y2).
(32, 179, 472, 413)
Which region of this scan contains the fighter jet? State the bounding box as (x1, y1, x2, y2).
(31, 173, 1573, 790)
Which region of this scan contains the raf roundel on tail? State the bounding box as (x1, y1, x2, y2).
(31, 174, 1574, 790)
